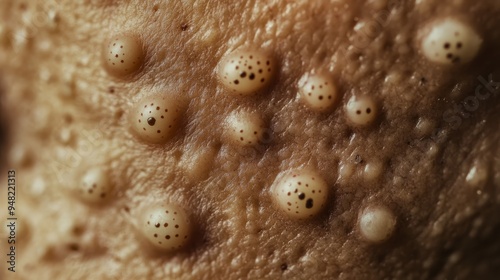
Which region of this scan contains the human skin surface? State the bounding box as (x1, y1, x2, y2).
(0, 0, 500, 279)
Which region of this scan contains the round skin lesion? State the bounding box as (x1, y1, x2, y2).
(0, 0, 500, 280)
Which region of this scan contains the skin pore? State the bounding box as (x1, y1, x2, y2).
(0, 0, 500, 279)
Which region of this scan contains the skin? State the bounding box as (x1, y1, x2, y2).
(1, 0, 500, 279)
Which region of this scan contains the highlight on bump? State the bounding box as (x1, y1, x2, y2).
(77, 167, 113, 204)
(141, 204, 192, 251)
(130, 95, 181, 144)
(271, 168, 329, 219)
(225, 110, 268, 146)
(420, 18, 482, 65)
(104, 34, 145, 78)
(345, 95, 378, 126)
(218, 50, 276, 96)
(298, 73, 338, 111)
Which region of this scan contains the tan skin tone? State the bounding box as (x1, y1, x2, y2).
(1, 0, 500, 279)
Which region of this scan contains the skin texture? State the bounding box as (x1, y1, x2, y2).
(0, 0, 500, 279)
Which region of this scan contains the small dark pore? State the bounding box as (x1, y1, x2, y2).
(306, 199, 314, 209)
(147, 117, 156, 126)
(67, 243, 80, 251)
(180, 23, 189, 31)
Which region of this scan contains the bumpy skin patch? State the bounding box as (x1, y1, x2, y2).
(298, 74, 338, 111)
(142, 205, 192, 251)
(2, 0, 500, 279)
(421, 18, 482, 65)
(77, 167, 112, 203)
(358, 205, 396, 243)
(225, 111, 267, 146)
(345, 95, 378, 126)
(218, 50, 275, 95)
(271, 169, 329, 219)
(104, 35, 145, 78)
(130, 95, 181, 144)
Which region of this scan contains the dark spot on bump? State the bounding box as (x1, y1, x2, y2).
(147, 117, 156, 126)
(356, 110, 361, 114)
(234, 80, 239, 85)
(154, 234, 158, 238)
(156, 106, 160, 110)
(249, 73, 255, 80)
(366, 108, 371, 114)
(175, 225, 179, 228)
(155, 223, 160, 228)
(447, 53, 453, 59)
(457, 42, 462, 49)
(298, 193, 306, 200)
(68, 243, 80, 251)
(181, 23, 189, 31)
(166, 235, 171, 240)
(281, 264, 288, 271)
(444, 43, 450, 49)
(164, 223, 168, 227)
(319, 95, 323, 100)
(240, 72, 247, 78)
(306, 199, 314, 209)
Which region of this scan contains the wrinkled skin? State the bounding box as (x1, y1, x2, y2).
(0, 0, 499, 279)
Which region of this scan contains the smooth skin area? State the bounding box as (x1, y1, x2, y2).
(1, 0, 500, 279)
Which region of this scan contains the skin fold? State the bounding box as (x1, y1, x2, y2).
(0, 0, 499, 279)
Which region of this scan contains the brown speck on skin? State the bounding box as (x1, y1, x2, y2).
(181, 23, 189, 31)
(305, 199, 313, 209)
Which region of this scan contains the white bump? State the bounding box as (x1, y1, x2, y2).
(421, 18, 482, 65)
(142, 205, 192, 251)
(338, 162, 355, 182)
(218, 50, 275, 95)
(358, 206, 396, 243)
(363, 161, 383, 182)
(225, 111, 267, 146)
(298, 73, 338, 111)
(78, 167, 112, 203)
(271, 169, 329, 219)
(415, 118, 435, 137)
(130, 95, 181, 144)
(104, 35, 145, 77)
(466, 162, 488, 188)
(345, 96, 378, 126)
